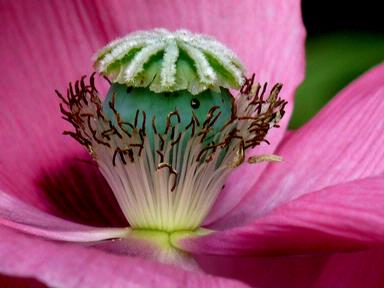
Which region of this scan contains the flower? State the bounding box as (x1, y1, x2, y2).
(62, 28, 286, 237)
(0, 1, 383, 288)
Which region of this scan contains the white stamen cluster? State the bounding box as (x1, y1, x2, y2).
(58, 75, 286, 232)
(94, 29, 246, 95)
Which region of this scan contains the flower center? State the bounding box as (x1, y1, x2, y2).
(58, 28, 287, 236)
(58, 73, 286, 232)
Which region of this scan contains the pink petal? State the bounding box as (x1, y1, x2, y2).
(197, 250, 384, 288)
(0, 0, 304, 224)
(1, 189, 208, 270)
(0, 0, 127, 226)
(196, 254, 328, 288)
(0, 226, 248, 288)
(313, 249, 384, 288)
(178, 177, 384, 256)
(0, 190, 128, 242)
(206, 0, 306, 224)
(214, 63, 384, 228)
(1, 188, 203, 268)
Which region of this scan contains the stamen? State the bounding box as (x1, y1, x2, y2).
(248, 154, 283, 164)
(185, 117, 196, 136)
(157, 163, 178, 192)
(228, 140, 245, 168)
(58, 74, 287, 232)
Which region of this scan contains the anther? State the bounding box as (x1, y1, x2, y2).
(141, 111, 147, 136)
(134, 110, 140, 128)
(157, 163, 178, 192)
(55, 90, 69, 105)
(247, 154, 283, 164)
(103, 76, 112, 85)
(203, 106, 220, 128)
(113, 148, 126, 166)
(185, 117, 196, 136)
(170, 132, 182, 146)
(156, 150, 164, 163)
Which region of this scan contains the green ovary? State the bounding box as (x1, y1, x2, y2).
(103, 83, 234, 146)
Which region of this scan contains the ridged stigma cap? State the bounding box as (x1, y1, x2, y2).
(94, 29, 246, 95)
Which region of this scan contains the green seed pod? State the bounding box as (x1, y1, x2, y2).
(96, 29, 245, 153)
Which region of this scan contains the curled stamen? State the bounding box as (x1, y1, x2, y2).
(192, 111, 201, 127)
(113, 147, 127, 166)
(203, 106, 220, 127)
(103, 75, 112, 85)
(102, 121, 122, 139)
(55, 89, 69, 105)
(185, 117, 196, 136)
(86, 115, 111, 147)
(156, 150, 164, 163)
(58, 73, 287, 231)
(197, 141, 225, 162)
(157, 162, 178, 192)
(141, 111, 147, 136)
(170, 132, 182, 146)
(207, 111, 222, 128)
(165, 111, 181, 134)
(152, 116, 158, 135)
(240, 73, 255, 94)
(90, 72, 97, 92)
(108, 94, 119, 119)
(134, 110, 140, 128)
(158, 133, 165, 151)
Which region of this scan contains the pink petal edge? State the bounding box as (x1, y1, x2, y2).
(178, 176, 384, 256)
(0, 190, 127, 242)
(197, 253, 328, 288)
(312, 249, 384, 288)
(0, 226, 249, 288)
(196, 249, 384, 288)
(0, 189, 206, 271)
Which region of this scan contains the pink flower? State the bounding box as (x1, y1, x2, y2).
(1, 1, 383, 287)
